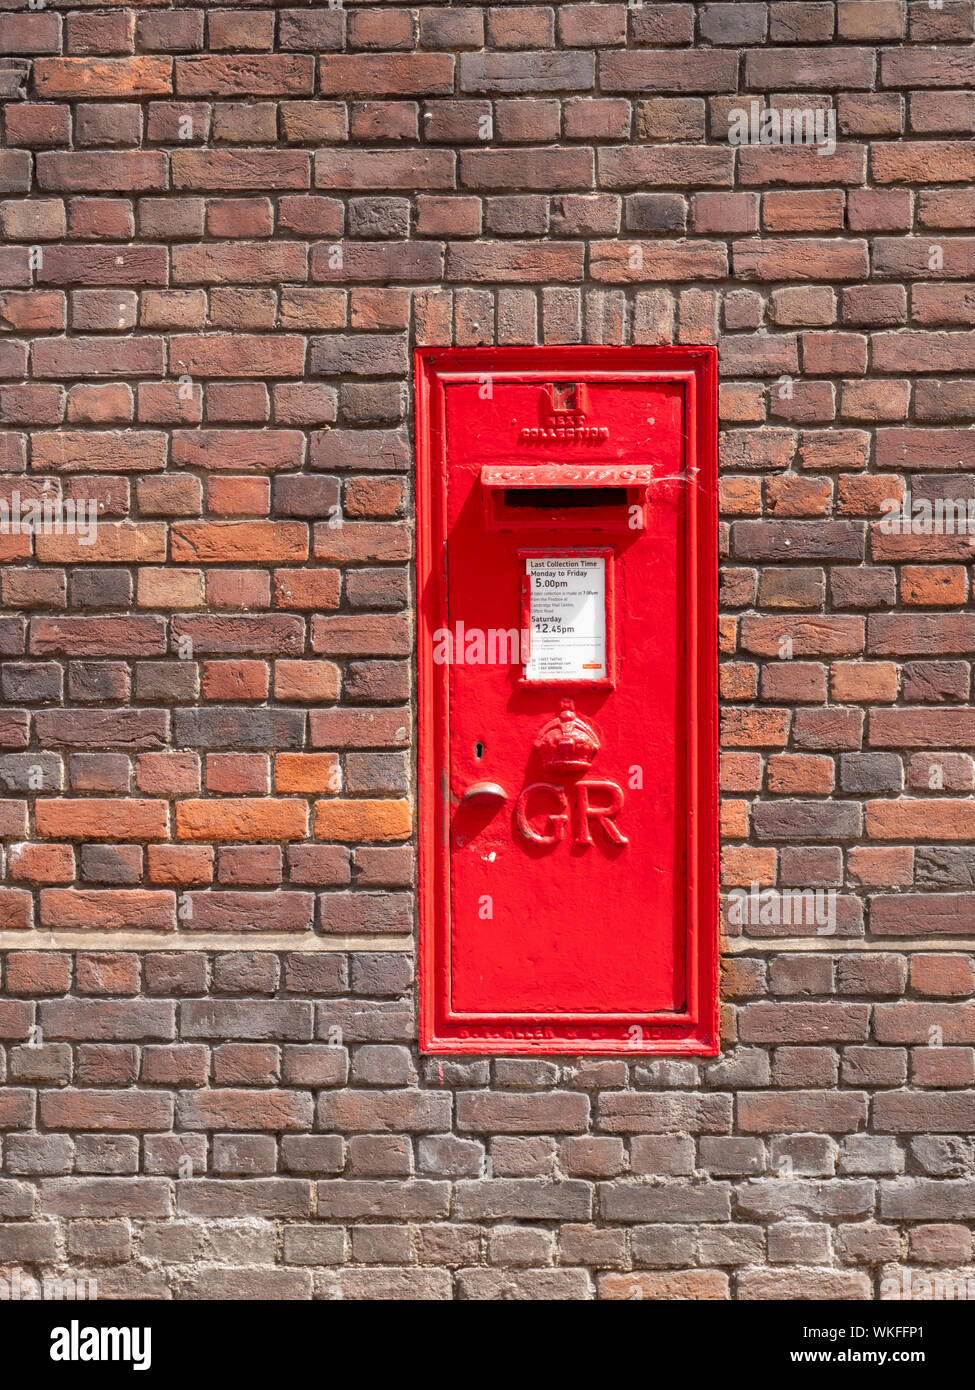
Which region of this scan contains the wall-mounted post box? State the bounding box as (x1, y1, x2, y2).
(415, 347, 718, 1055)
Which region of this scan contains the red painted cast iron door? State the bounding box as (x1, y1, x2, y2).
(416, 347, 718, 1055)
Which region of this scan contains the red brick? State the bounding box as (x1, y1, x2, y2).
(35, 800, 167, 842)
(8, 844, 74, 885)
(41, 1089, 172, 1130)
(203, 754, 267, 797)
(34, 57, 171, 100)
(147, 845, 214, 887)
(201, 661, 270, 701)
(172, 150, 310, 192)
(39, 890, 176, 931)
(172, 522, 308, 565)
(5, 953, 70, 996)
(912, 955, 975, 999)
(867, 800, 975, 841)
(180, 891, 314, 933)
(37, 151, 168, 193)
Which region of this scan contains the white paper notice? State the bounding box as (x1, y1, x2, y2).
(525, 556, 606, 682)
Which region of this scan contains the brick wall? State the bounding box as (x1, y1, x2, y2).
(1, 0, 975, 1300)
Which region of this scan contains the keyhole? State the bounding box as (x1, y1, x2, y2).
(474, 742, 485, 760)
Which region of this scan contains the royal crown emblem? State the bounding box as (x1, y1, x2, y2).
(516, 382, 610, 447)
(533, 699, 600, 776)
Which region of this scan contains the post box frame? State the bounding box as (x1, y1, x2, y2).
(415, 345, 719, 1056)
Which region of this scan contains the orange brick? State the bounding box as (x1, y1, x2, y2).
(718, 476, 762, 516)
(721, 709, 790, 747)
(314, 798, 411, 842)
(275, 753, 341, 794)
(349, 288, 411, 331)
(839, 382, 909, 424)
(901, 566, 967, 607)
(65, 384, 132, 426)
(720, 846, 775, 887)
(720, 799, 748, 839)
(719, 662, 758, 700)
(176, 798, 308, 842)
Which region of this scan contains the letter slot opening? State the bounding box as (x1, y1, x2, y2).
(504, 486, 628, 510)
(481, 463, 652, 531)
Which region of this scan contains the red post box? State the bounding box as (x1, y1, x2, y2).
(415, 347, 718, 1055)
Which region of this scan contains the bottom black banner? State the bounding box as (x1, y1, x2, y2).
(0, 1297, 967, 1376)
